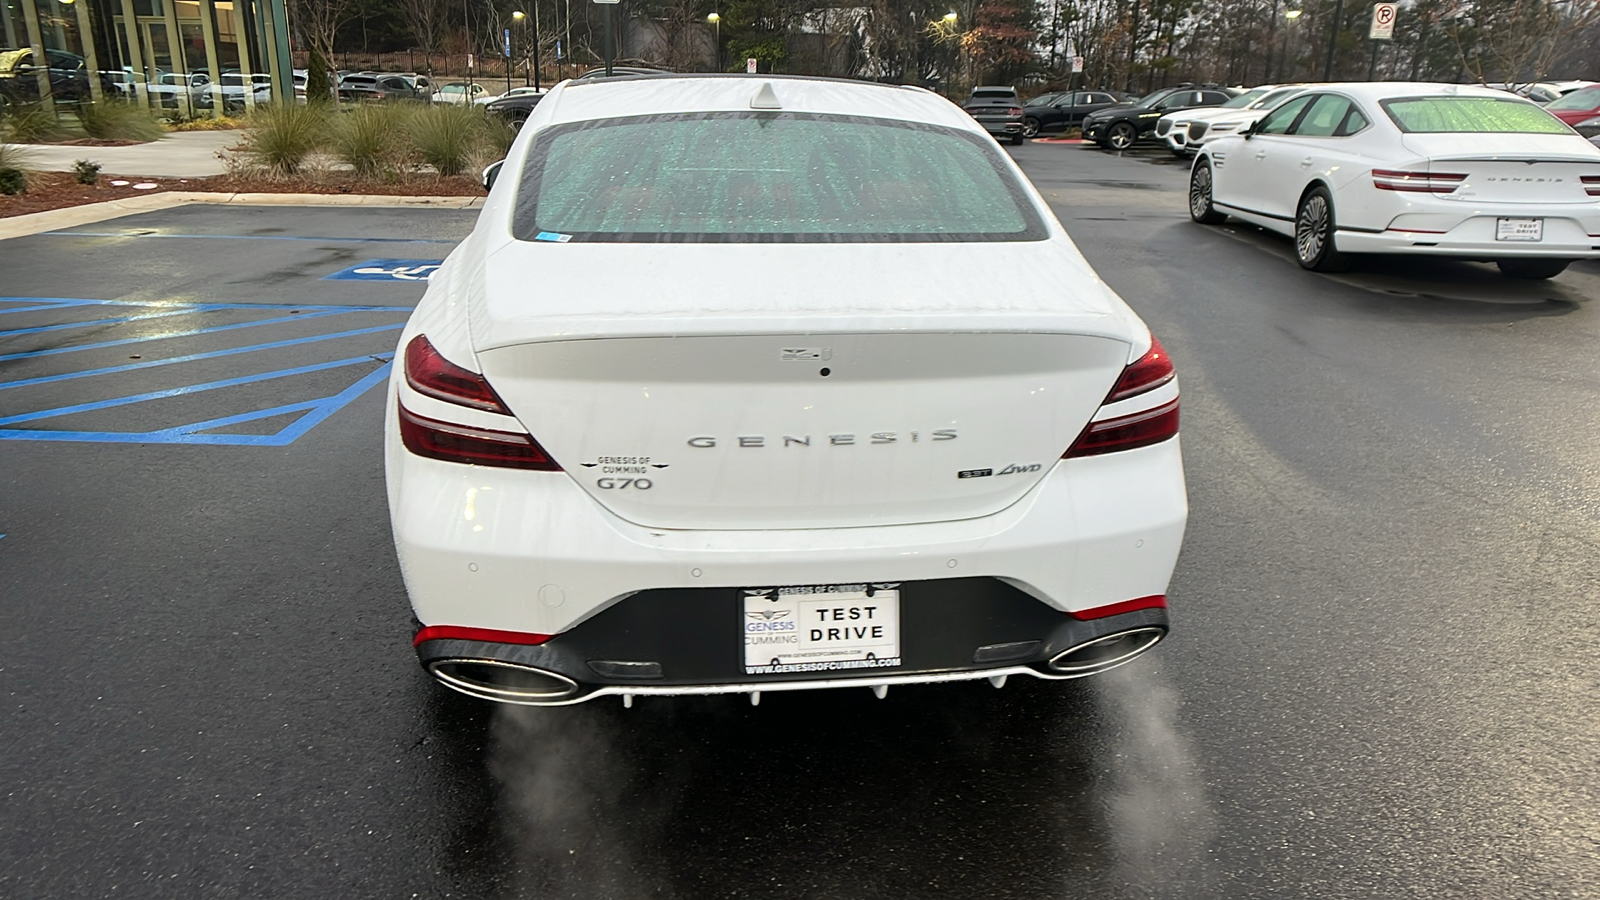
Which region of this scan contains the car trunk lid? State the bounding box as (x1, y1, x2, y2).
(1401, 133, 1600, 204)
(468, 241, 1136, 531)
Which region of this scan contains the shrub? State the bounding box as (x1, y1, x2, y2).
(240, 104, 328, 176)
(411, 104, 483, 177)
(78, 101, 165, 142)
(0, 144, 29, 194)
(1, 102, 62, 143)
(481, 114, 517, 158)
(306, 51, 334, 105)
(329, 103, 413, 177)
(72, 158, 101, 184)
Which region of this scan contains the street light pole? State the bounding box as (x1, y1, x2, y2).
(707, 12, 720, 72)
(532, 0, 541, 90)
(1322, 0, 1345, 80)
(512, 10, 526, 87)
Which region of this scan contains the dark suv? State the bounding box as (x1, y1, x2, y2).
(1022, 90, 1121, 137)
(963, 86, 1025, 145)
(1082, 86, 1236, 150)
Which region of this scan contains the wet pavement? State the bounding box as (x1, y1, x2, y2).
(2, 152, 1597, 899)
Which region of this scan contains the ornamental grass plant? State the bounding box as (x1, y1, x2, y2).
(410, 103, 484, 177)
(239, 103, 329, 176)
(329, 102, 415, 178)
(0, 142, 32, 194)
(77, 101, 165, 142)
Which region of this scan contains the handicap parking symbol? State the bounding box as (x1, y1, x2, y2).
(323, 259, 444, 282)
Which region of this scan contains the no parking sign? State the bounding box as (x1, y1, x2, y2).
(1370, 3, 1397, 40)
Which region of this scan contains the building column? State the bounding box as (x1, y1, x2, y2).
(72, 0, 106, 103)
(117, 0, 150, 105)
(20, 0, 55, 113)
(196, 0, 225, 116)
(159, 0, 190, 117)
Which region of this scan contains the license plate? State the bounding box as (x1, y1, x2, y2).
(1496, 217, 1543, 242)
(742, 584, 901, 675)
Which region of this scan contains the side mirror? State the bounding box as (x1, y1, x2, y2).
(1243, 120, 1259, 139)
(482, 160, 504, 193)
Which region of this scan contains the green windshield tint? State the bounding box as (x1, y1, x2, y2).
(512, 112, 1045, 243)
(1381, 97, 1570, 133)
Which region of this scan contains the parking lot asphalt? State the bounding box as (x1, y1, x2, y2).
(3, 152, 1598, 900)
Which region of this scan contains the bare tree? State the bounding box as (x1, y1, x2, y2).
(1449, 0, 1600, 84)
(294, 0, 358, 77)
(397, 0, 452, 66)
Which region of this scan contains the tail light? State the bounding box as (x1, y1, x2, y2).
(1008, 107, 1024, 116)
(1371, 169, 1467, 193)
(405, 334, 511, 413)
(1581, 175, 1600, 196)
(1065, 337, 1179, 458)
(400, 335, 561, 470)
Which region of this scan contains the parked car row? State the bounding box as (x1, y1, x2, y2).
(1186, 82, 1600, 280)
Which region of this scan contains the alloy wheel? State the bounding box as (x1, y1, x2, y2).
(1296, 193, 1328, 264)
(1108, 123, 1135, 150)
(1022, 117, 1040, 138)
(1189, 166, 1211, 220)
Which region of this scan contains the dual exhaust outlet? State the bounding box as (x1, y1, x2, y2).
(425, 626, 1166, 706)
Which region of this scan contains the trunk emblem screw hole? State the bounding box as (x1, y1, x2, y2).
(819, 367, 831, 377)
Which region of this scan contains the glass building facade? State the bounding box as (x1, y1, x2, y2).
(1, 0, 291, 114)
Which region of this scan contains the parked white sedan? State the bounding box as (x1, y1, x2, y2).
(388, 74, 1188, 706)
(1189, 82, 1600, 278)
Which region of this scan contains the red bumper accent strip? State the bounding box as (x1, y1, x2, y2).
(1066, 595, 1168, 621)
(413, 625, 554, 647)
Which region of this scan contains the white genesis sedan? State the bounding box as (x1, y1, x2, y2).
(386, 75, 1188, 706)
(1188, 82, 1600, 278)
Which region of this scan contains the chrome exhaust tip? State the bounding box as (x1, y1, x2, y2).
(1046, 627, 1165, 676)
(427, 658, 580, 704)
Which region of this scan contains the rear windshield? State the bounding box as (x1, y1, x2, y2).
(971, 89, 1016, 99)
(1545, 86, 1600, 110)
(511, 112, 1046, 243)
(1380, 97, 1570, 133)
(1221, 88, 1268, 109)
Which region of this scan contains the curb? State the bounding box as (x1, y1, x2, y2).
(0, 192, 484, 241)
(1032, 137, 1089, 144)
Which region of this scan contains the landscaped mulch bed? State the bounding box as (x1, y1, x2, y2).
(0, 171, 482, 218)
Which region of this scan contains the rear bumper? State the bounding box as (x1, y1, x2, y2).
(977, 119, 1023, 137)
(1337, 212, 1600, 257)
(414, 586, 1171, 704)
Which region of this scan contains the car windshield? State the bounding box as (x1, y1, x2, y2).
(1133, 89, 1171, 107)
(1545, 86, 1600, 110)
(512, 112, 1045, 243)
(440, 84, 466, 93)
(971, 89, 1015, 99)
(1221, 88, 1268, 109)
(1253, 87, 1303, 109)
(1381, 96, 1570, 133)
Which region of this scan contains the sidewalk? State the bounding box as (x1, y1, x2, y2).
(1, 131, 237, 177)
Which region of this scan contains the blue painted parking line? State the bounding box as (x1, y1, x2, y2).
(323, 259, 444, 282)
(0, 297, 409, 446)
(0, 323, 403, 392)
(0, 308, 354, 363)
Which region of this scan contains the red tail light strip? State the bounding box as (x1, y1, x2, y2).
(1106, 337, 1175, 403)
(405, 335, 512, 414)
(1371, 169, 1467, 193)
(1066, 399, 1179, 457)
(398, 402, 562, 470)
(414, 625, 554, 646)
(1582, 175, 1600, 196)
(1067, 595, 1168, 621)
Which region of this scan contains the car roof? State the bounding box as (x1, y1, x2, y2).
(1299, 81, 1542, 103)
(541, 75, 977, 131)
